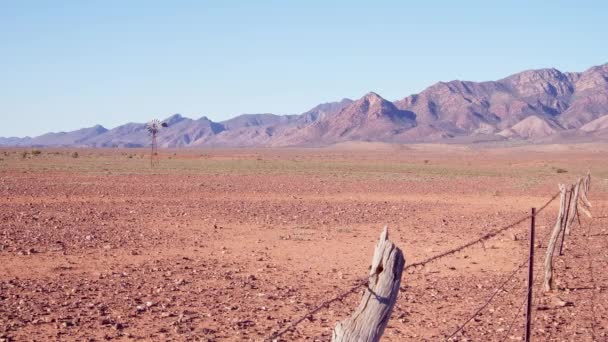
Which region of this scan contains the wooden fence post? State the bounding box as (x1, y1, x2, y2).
(578, 174, 592, 218)
(559, 185, 574, 255)
(565, 179, 581, 236)
(543, 184, 567, 293)
(332, 226, 405, 342)
(578, 188, 592, 219)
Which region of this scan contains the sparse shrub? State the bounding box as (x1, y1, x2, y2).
(20, 151, 28, 159)
(555, 168, 567, 174)
(31, 149, 41, 156)
(424, 160, 429, 164)
(71, 152, 79, 158)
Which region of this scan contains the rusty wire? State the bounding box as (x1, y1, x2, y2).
(405, 191, 559, 271)
(500, 285, 529, 342)
(266, 277, 369, 341)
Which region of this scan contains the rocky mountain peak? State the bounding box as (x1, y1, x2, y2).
(164, 113, 187, 125)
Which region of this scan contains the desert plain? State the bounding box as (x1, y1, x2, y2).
(0, 143, 607, 341)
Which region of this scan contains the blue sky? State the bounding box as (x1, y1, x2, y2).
(1, 0, 607, 137)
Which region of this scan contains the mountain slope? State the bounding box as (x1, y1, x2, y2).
(580, 115, 608, 132)
(559, 64, 608, 128)
(83, 123, 149, 147)
(271, 92, 415, 146)
(320, 92, 416, 141)
(27, 125, 108, 147)
(498, 116, 563, 139)
(0, 137, 32, 146)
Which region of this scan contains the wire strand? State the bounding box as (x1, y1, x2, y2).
(267, 277, 368, 341)
(500, 287, 528, 342)
(444, 259, 528, 341)
(406, 191, 559, 271)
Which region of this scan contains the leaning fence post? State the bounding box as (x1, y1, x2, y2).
(332, 226, 405, 342)
(543, 184, 567, 293)
(578, 174, 592, 218)
(559, 185, 573, 255)
(565, 179, 581, 236)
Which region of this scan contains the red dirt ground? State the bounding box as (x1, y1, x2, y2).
(1, 144, 607, 341)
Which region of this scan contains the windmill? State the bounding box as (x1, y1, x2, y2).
(147, 119, 168, 167)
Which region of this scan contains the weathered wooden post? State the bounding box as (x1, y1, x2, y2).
(578, 174, 592, 218)
(543, 184, 567, 292)
(578, 197, 592, 219)
(332, 226, 405, 342)
(564, 179, 581, 236)
(559, 185, 574, 255)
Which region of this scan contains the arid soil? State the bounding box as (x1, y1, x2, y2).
(1, 144, 607, 341)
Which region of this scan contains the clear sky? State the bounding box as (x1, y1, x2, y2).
(1, 0, 607, 137)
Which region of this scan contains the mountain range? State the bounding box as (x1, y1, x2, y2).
(3, 63, 608, 147)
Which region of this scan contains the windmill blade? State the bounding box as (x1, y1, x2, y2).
(147, 119, 161, 133)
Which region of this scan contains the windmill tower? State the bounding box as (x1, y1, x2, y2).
(147, 119, 167, 167)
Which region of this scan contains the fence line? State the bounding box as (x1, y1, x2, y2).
(446, 204, 560, 341)
(267, 173, 592, 341)
(267, 191, 560, 341)
(449, 174, 593, 341)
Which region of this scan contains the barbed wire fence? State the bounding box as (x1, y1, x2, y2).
(444, 193, 564, 341)
(267, 173, 593, 341)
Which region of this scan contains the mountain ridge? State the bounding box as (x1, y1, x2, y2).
(4, 63, 608, 147)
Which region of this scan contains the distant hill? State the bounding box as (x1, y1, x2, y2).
(3, 63, 608, 147)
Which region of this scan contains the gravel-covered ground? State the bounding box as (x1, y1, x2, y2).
(1, 145, 607, 341)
